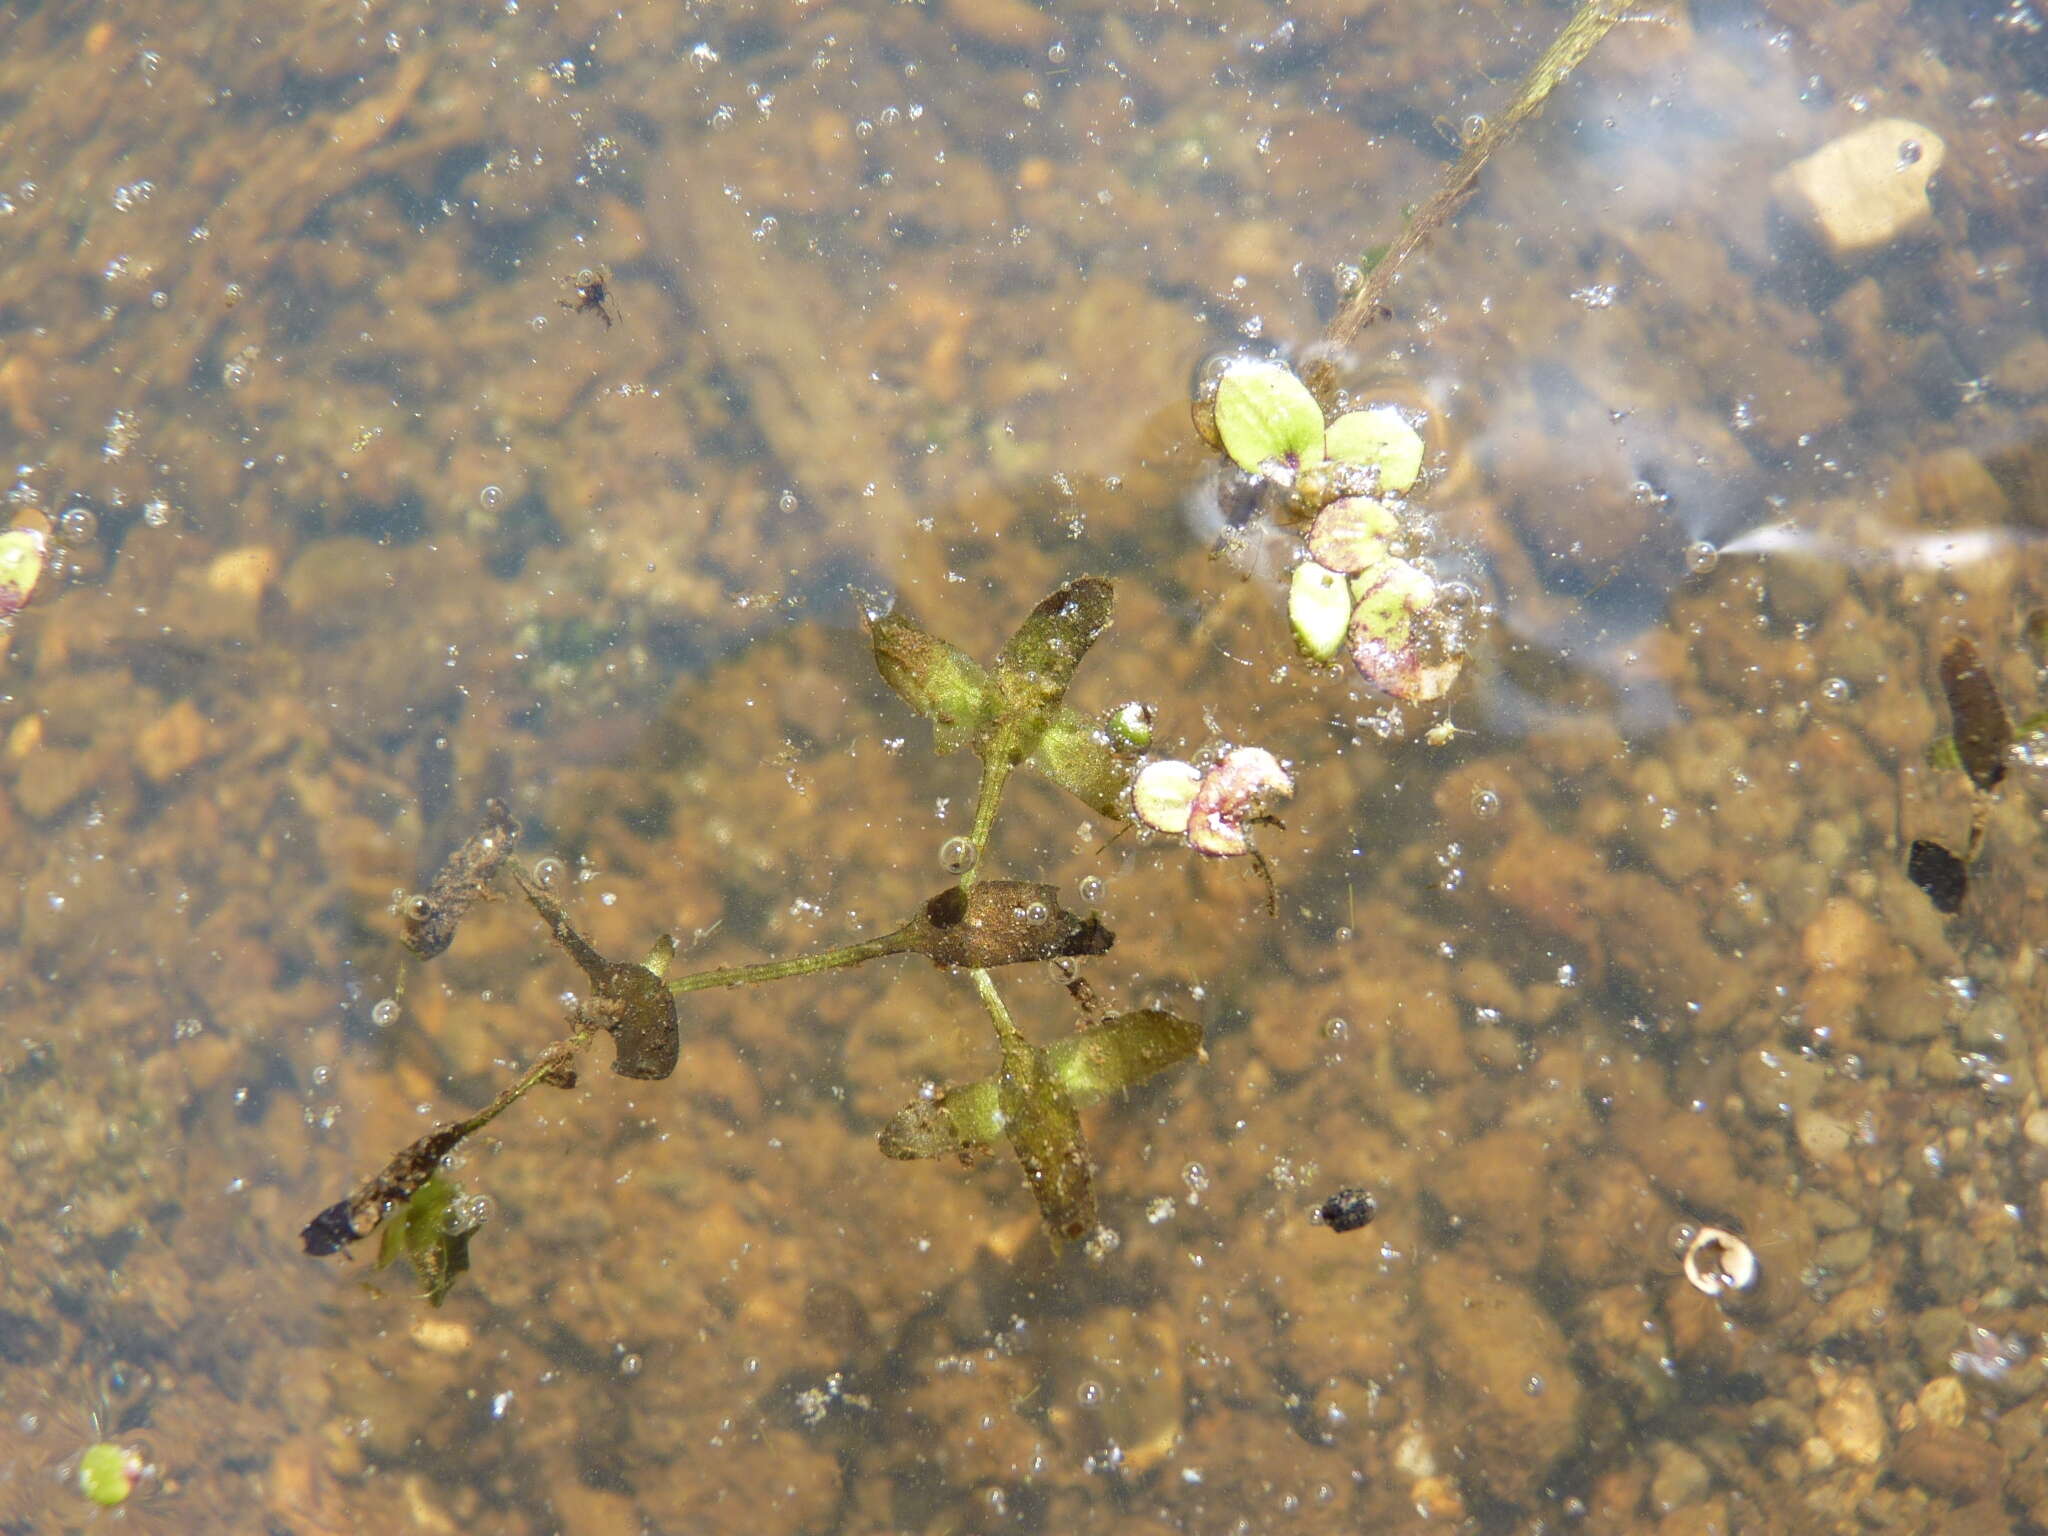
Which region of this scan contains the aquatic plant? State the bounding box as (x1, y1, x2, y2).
(307, 578, 1250, 1299)
(1180, 0, 1632, 709)
(1196, 352, 1476, 706)
(301, 0, 1636, 1302)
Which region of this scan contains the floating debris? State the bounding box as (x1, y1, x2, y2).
(557, 264, 617, 328)
(399, 799, 521, 960)
(1314, 1187, 1377, 1233)
(1680, 1226, 1758, 1298)
(1907, 838, 1968, 915)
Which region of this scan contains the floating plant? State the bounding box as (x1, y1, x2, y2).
(1195, 352, 1474, 707)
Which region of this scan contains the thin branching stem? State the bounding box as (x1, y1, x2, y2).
(666, 933, 909, 996)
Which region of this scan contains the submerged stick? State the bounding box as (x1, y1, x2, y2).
(1325, 0, 1629, 348)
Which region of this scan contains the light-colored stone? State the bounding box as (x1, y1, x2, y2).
(408, 1316, 473, 1354)
(1916, 1374, 1968, 1431)
(207, 543, 281, 603)
(1796, 1108, 1853, 1164)
(1815, 1364, 1888, 1466)
(1774, 118, 1946, 259)
(135, 697, 216, 783)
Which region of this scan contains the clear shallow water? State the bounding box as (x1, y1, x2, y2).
(2, 2, 2046, 1531)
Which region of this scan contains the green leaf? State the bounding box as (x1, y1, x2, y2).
(1213, 360, 1325, 474)
(879, 1010, 1201, 1161)
(996, 1027, 1095, 1243)
(1027, 707, 1135, 820)
(78, 1443, 141, 1507)
(994, 576, 1115, 716)
(1348, 559, 1465, 703)
(375, 1172, 477, 1306)
(1306, 496, 1399, 576)
(1323, 407, 1423, 494)
(869, 608, 993, 756)
(878, 1081, 1002, 1160)
(1924, 736, 1962, 773)
(1289, 560, 1354, 662)
(1047, 1010, 1203, 1100)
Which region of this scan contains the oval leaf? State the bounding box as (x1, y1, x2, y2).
(1289, 561, 1353, 662)
(1214, 360, 1325, 474)
(1324, 406, 1424, 494)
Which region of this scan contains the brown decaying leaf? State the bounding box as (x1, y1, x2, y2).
(399, 798, 521, 959)
(1938, 637, 2012, 794)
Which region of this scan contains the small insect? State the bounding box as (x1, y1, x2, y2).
(1314, 1187, 1377, 1233)
(558, 265, 617, 329)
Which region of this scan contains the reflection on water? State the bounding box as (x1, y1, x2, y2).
(2, 0, 2046, 1531)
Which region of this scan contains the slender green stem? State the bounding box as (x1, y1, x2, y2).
(666, 932, 908, 996)
(1325, 0, 1625, 347)
(971, 967, 1023, 1047)
(958, 754, 1014, 891)
(450, 1027, 597, 1141)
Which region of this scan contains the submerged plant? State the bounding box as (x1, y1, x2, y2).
(306, 578, 1249, 1298)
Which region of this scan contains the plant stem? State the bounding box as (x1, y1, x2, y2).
(971, 967, 1022, 1047)
(666, 932, 909, 996)
(450, 1027, 598, 1141)
(958, 755, 1014, 891)
(1325, 0, 1626, 347)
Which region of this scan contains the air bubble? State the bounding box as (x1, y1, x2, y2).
(370, 998, 399, 1027)
(1821, 677, 1852, 704)
(479, 484, 503, 510)
(938, 837, 976, 875)
(533, 856, 569, 889)
(1077, 875, 1104, 903)
(1470, 787, 1500, 819)
(1684, 540, 1720, 574)
(57, 506, 98, 545)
